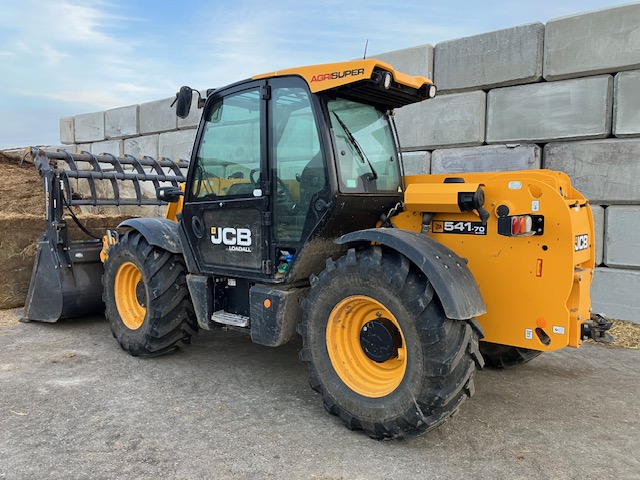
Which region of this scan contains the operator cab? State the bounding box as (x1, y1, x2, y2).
(178, 60, 435, 286)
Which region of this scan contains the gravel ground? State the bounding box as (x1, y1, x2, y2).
(0, 314, 638, 480)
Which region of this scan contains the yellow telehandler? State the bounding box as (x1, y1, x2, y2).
(24, 59, 608, 439)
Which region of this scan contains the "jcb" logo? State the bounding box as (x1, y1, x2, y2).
(574, 234, 589, 252)
(211, 227, 252, 246)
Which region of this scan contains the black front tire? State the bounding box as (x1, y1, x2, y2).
(298, 247, 484, 439)
(102, 230, 197, 357)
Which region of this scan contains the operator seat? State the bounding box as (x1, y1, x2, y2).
(299, 152, 326, 211)
(298, 151, 327, 239)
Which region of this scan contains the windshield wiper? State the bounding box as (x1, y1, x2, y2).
(331, 111, 378, 181)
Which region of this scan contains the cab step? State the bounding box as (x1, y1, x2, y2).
(211, 310, 250, 328)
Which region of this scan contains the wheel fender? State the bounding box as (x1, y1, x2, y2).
(118, 218, 182, 254)
(336, 228, 486, 320)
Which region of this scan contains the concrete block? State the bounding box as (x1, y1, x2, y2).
(613, 70, 640, 137)
(43, 144, 67, 151)
(544, 139, 640, 203)
(544, 4, 640, 81)
(373, 44, 434, 79)
(591, 268, 640, 323)
(591, 205, 605, 266)
(140, 97, 177, 135)
(486, 76, 613, 143)
(401, 151, 430, 175)
(74, 112, 105, 143)
(59, 117, 74, 144)
(395, 91, 486, 150)
(91, 140, 122, 156)
(159, 129, 197, 160)
(431, 144, 541, 174)
(178, 90, 206, 130)
(46, 145, 76, 156)
(604, 206, 640, 268)
(105, 105, 138, 139)
(75, 143, 92, 153)
(124, 135, 159, 159)
(434, 22, 543, 93)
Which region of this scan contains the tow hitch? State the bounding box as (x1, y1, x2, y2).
(582, 314, 614, 343)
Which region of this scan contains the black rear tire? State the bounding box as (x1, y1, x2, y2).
(102, 230, 197, 357)
(479, 342, 542, 368)
(298, 247, 484, 439)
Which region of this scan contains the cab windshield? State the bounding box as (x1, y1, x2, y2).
(327, 98, 401, 193)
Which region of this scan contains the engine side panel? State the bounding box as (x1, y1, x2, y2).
(400, 170, 594, 351)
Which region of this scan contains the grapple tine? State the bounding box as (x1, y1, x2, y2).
(22, 147, 189, 322)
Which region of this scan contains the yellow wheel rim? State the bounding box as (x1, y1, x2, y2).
(326, 295, 407, 398)
(114, 261, 146, 330)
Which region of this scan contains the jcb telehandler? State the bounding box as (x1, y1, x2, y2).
(24, 59, 604, 439)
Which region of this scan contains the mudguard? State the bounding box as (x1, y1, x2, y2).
(336, 228, 486, 320)
(119, 218, 182, 254)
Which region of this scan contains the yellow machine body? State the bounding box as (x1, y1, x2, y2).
(394, 170, 595, 352)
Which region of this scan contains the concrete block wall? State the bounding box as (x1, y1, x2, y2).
(60, 98, 201, 161)
(59, 4, 640, 322)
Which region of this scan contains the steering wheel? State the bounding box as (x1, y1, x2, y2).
(275, 177, 295, 206)
(250, 168, 294, 204)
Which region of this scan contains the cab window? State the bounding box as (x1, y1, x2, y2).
(192, 89, 261, 199)
(327, 98, 401, 194)
(271, 86, 326, 242)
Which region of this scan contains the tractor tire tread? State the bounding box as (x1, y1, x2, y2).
(103, 230, 197, 357)
(299, 247, 481, 440)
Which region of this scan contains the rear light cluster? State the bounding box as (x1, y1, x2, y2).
(498, 215, 544, 237)
(511, 215, 533, 235)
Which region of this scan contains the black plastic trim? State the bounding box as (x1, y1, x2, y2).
(118, 218, 182, 254)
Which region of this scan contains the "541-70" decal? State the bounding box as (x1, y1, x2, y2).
(432, 220, 487, 236)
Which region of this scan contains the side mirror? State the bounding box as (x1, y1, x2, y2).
(174, 86, 193, 119)
(156, 186, 184, 203)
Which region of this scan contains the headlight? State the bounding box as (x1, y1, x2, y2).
(382, 72, 393, 89)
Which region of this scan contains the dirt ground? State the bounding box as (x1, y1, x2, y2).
(0, 315, 638, 479)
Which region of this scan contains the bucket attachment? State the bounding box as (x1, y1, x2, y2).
(25, 238, 104, 322)
(23, 147, 189, 322)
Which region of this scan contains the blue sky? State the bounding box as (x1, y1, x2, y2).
(0, 0, 628, 149)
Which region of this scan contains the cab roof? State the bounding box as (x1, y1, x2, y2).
(253, 59, 435, 109)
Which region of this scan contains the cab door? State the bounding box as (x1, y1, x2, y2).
(181, 82, 272, 278)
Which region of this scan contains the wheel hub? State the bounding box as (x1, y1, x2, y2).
(360, 318, 402, 363)
(135, 281, 147, 307)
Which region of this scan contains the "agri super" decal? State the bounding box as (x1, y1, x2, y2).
(211, 226, 252, 253)
(311, 68, 365, 83)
